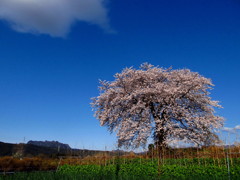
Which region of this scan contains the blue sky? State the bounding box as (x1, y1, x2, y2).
(0, 0, 240, 150)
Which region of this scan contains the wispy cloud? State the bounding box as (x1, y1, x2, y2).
(222, 125, 240, 133)
(0, 0, 114, 37)
(235, 125, 240, 130)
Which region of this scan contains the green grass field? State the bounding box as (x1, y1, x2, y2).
(1, 158, 240, 180)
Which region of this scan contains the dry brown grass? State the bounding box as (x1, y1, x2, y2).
(1, 145, 240, 172)
(0, 157, 58, 172)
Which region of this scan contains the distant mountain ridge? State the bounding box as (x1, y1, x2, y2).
(0, 141, 126, 158)
(27, 140, 71, 150)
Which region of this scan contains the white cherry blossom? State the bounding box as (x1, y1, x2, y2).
(91, 63, 224, 148)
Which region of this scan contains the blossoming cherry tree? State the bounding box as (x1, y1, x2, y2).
(92, 63, 223, 149)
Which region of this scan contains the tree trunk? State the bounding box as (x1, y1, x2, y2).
(154, 113, 167, 161)
(155, 128, 165, 161)
(149, 103, 167, 166)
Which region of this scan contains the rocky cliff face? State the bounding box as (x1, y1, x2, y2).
(27, 140, 71, 150)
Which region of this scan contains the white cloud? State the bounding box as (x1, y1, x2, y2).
(222, 127, 234, 133)
(222, 125, 240, 133)
(0, 0, 113, 37)
(235, 125, 240, 130)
